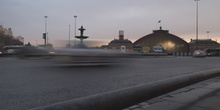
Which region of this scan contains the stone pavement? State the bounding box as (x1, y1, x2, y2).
(124, 76, 220, 110)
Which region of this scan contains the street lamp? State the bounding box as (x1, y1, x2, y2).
(68, 25, 71, 47)
(44, 16, 48, 46)
(195, 0, 200, 40)
(74, 15, 77, 46)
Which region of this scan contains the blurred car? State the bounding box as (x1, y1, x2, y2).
(49, 48, 123, 65)
(207, 52, 214, 56)
(0, 49, 2, 57)
(163, 50, 173, 55)
(18, 46, 53, 59)
(193, 50, 207, 57)
(0, 45, 24, 56)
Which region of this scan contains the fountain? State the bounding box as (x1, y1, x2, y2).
(74, 26, 89, 48)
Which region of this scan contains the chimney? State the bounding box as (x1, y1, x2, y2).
(119, 30, 124, 40)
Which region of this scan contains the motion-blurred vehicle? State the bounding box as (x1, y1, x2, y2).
(1, 45, 124, 65)
(49, 48, 123, 65)
(0, 49, 2, 57)
(18, 46, 54, 59)
(207, 52, 214, 56)
(163, 50, 173, 55)
(0, 45, 54, 58)
(193, 50, 207, 57)
(0, 45, 24, 56)
(205, 48, 220, 56)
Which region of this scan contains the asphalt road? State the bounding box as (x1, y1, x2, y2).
(1, 56, 220, 110)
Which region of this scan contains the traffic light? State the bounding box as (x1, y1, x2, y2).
(43, 33, 46, 39)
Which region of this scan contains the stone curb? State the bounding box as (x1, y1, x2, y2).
(30, 68, 220, 110)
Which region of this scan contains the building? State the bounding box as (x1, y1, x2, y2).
(133, 27, 189, 52)
(0, 25, 4, 34)
(0, 25, 23, 47)
(4, 28, 13, 37)
(189, 39, 219, 52)
(15, 36, 24, 44)
(108, 30, 133, 51)
(0, 25, 13, 37)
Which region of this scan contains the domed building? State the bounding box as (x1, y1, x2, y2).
(133, 27, 189, 52)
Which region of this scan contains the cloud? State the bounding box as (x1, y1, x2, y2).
(1, 0, 220, 45)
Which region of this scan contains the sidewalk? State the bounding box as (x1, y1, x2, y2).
(125, 76, 220, 110)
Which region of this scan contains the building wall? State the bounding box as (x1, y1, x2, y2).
(189, 44, 220, 52)
(0, 25, 23, 47)
(0, 25, 13, 37)
(189, 39, 220, 52)
(108, 43, 133, 51)
(0, 25, 4, 34)
(15, 36, 24, 44)
(4, 28, 13, 37)
(107, 30, 133, 52)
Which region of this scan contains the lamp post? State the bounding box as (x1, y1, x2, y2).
(74, 15, 77, 46)
(44, 16, 48, 46)
(69, 25, 71, 47)
(195, 0, 200, 41)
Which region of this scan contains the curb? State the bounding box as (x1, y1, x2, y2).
(30, 68, 220, 110)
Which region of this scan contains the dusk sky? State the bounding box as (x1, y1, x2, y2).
(0, 0, 220, 47)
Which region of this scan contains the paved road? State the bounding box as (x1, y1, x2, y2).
(1, 56, 220, 110)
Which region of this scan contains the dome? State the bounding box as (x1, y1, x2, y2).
(133, 28, 189, 52)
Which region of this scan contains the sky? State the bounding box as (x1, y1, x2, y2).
(0, 0, 220, 47)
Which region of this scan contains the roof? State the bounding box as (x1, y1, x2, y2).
(109, 40, 132, 45)
(133, 29, 188, 46)
(189, 40, 219, 44)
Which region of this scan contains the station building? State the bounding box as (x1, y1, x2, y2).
(107, 30, 133, 51)
(189, 39, 220, 52)
(104, 27, 219, 53)
(133, 27, 189, 52)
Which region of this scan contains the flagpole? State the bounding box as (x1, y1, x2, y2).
(158, 20, 161, 29)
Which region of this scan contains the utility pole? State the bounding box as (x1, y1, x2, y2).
(44, 16, 48, 46)
(195, 0, 200, 40)
(74, 15, 77, 47)
(69, 25, 71, 47)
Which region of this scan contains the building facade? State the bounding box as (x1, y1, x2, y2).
(0, 25, 23, 47)
(4, 28, 13, 37)
(0, 25, 13, 37)
(15, 36, 24, 44)
(0, 25, 4, 34)
(108, 30, 133, 51)
(189, 39, 219, 52)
